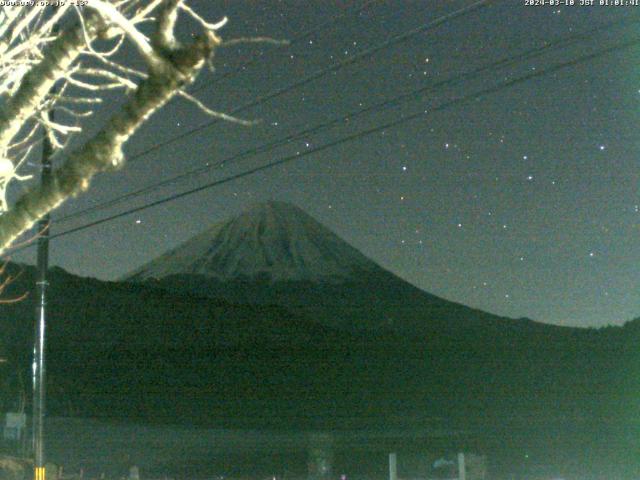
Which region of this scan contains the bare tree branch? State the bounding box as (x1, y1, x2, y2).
(0, 0, 256, 255)
(0, 11, 222, 252)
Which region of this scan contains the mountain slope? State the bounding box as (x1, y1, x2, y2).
(2, 263, 633, 432)
(125, 201, 557, 336)
(0, 264, 637, 476)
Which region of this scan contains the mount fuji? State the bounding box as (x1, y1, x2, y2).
(125, 201, 524, 335)
(127, 201, 382, 283)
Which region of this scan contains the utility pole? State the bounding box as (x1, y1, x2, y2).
(32, 108, 54, 480)
(388, 453, 397, 480)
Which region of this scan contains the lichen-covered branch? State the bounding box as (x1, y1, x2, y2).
(0, 260, 27, 303)
(0, 11, 102, 151)
(0, 1, 241, 254)
(0, 23, 221, 253)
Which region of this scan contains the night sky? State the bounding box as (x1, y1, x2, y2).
(9, 1, 640, 328)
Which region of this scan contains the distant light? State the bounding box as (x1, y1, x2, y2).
(599, 145, 606, 151)
(135, 219, 141, 224)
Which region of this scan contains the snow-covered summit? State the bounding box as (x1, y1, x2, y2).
(126, 201, 381, 283)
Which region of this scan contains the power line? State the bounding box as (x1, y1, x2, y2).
(54, 15, 640, 225)
(34, 35, 640, 246)
(124, 0, 493, 164)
